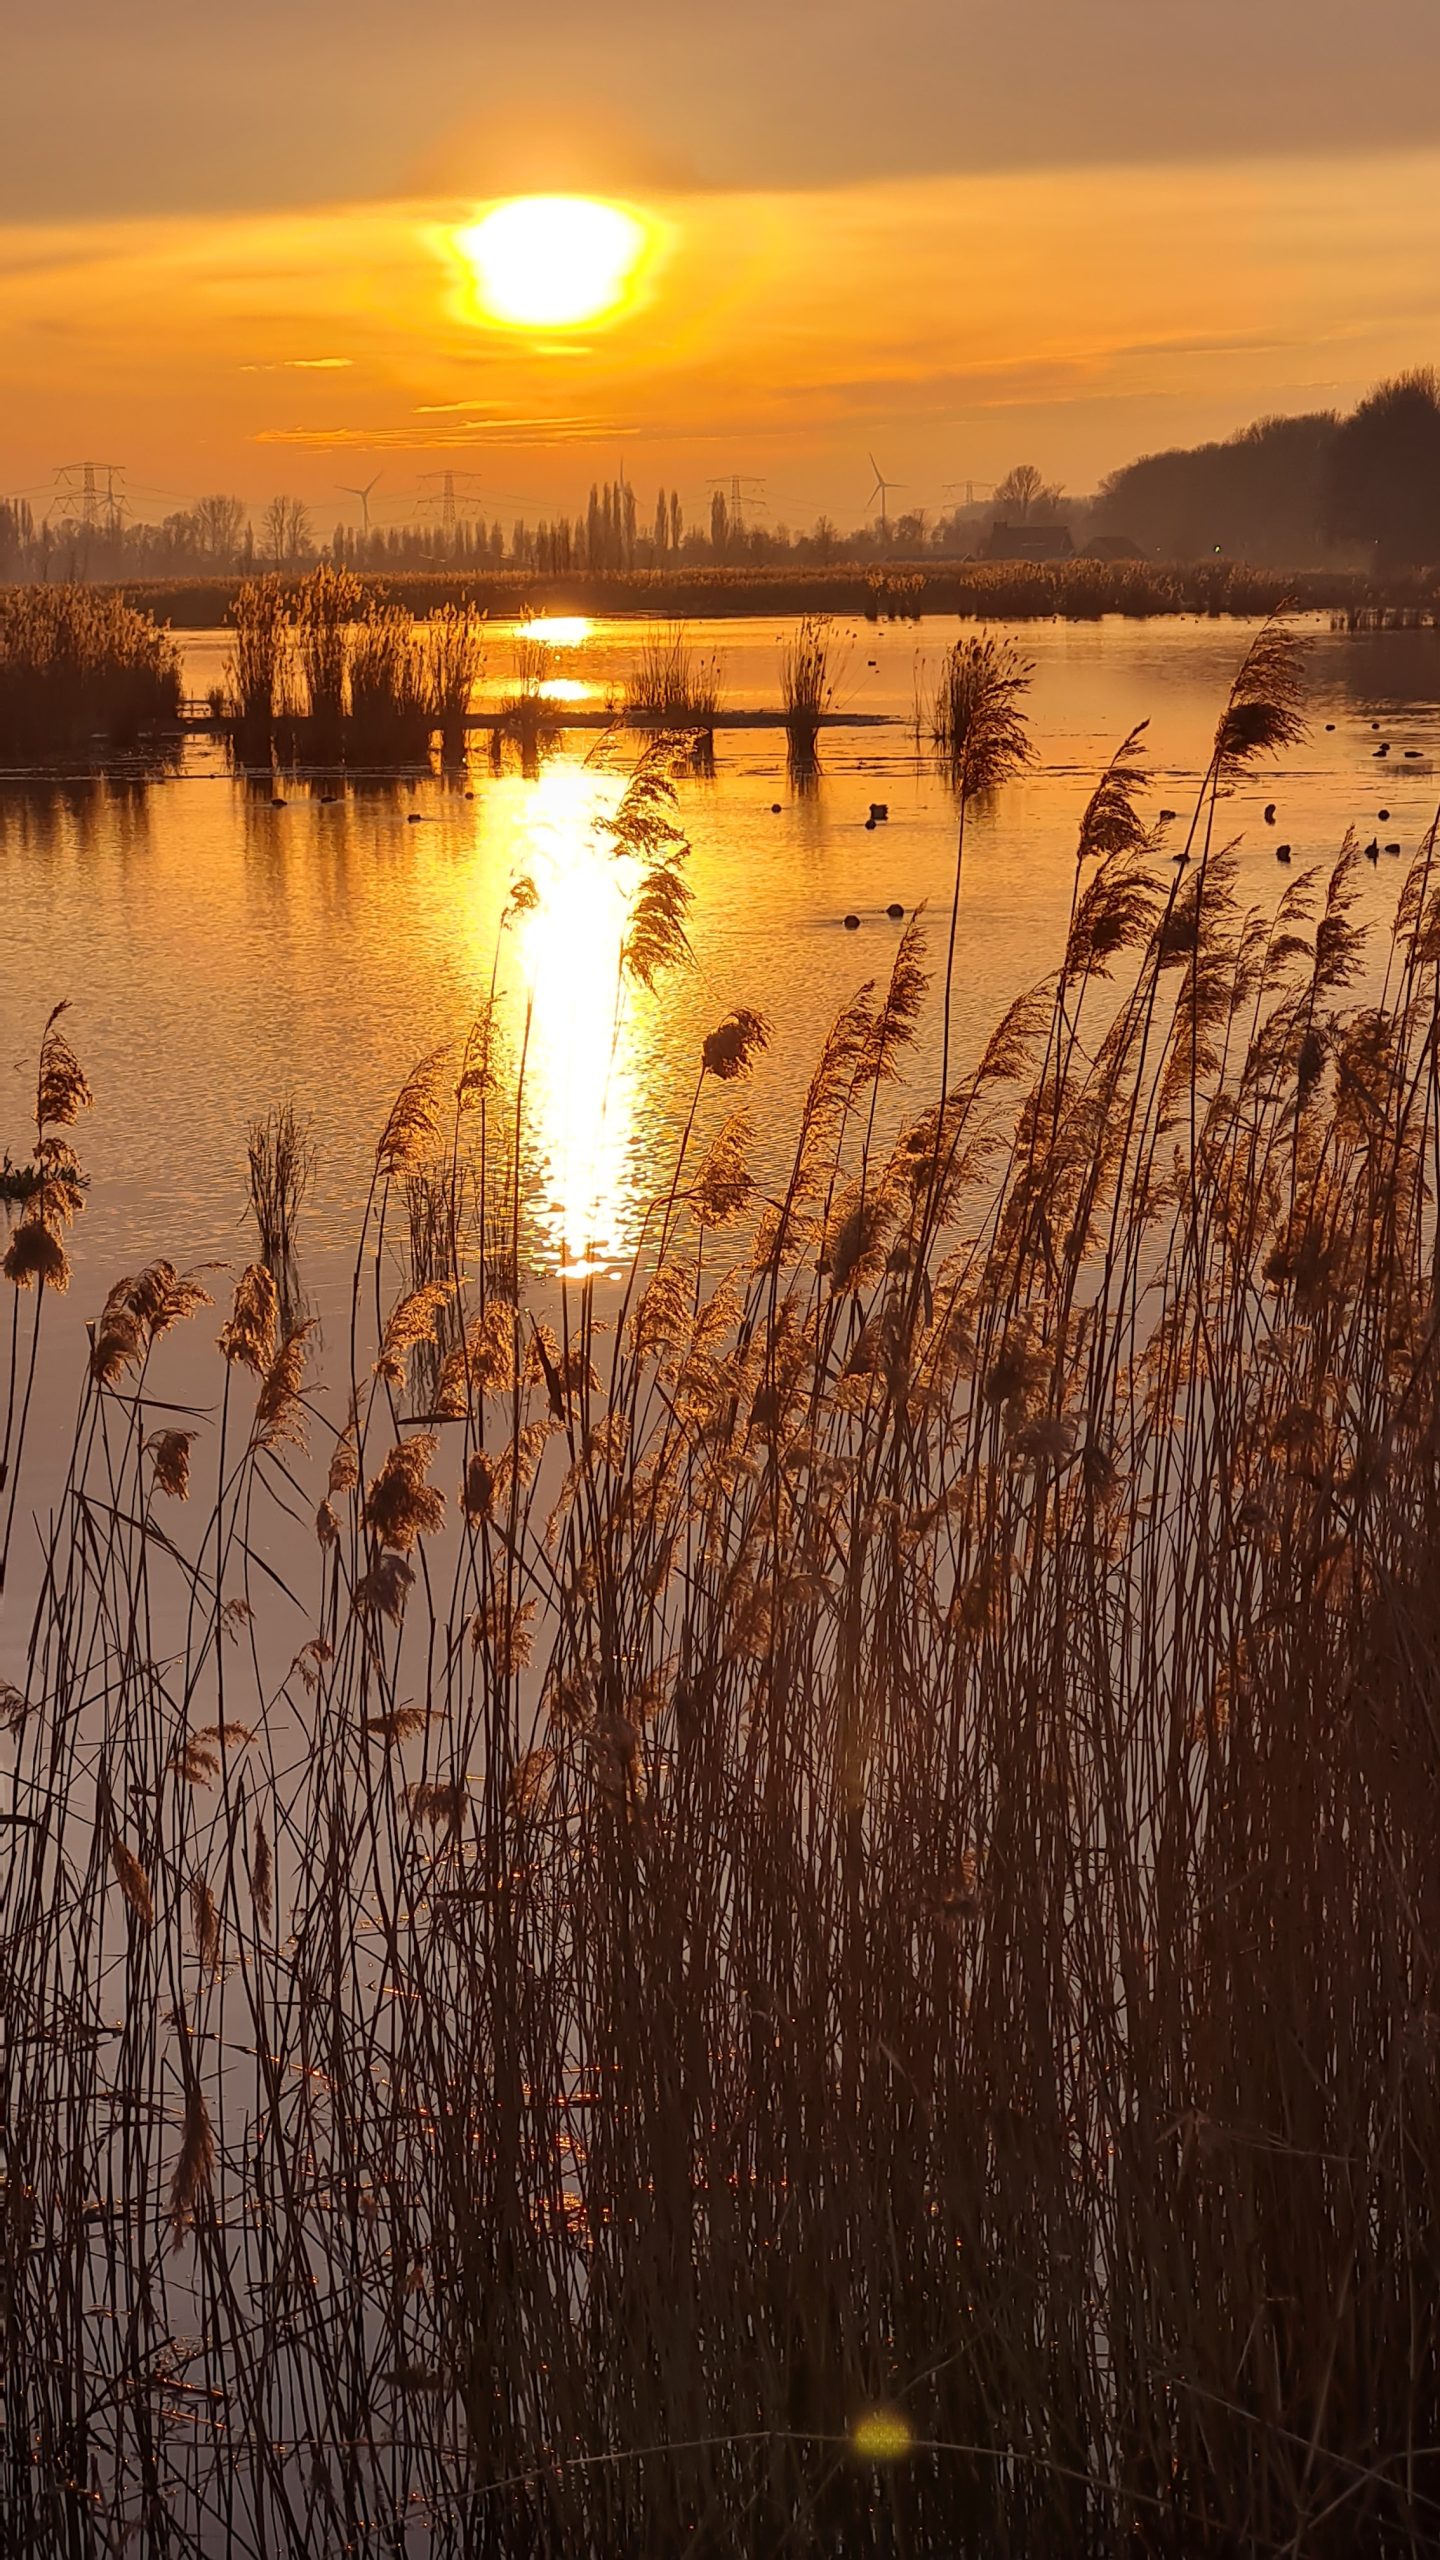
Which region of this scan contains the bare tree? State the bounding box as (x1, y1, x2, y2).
(262, 496, 314, 567)
(994, 463, 1063, 523)
(193, 494, 247, 564)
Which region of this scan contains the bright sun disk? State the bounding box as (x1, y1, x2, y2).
(454, 196, 649, 329)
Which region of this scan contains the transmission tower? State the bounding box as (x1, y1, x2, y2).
(50, 462, 126, 534)
(708, 473, 767, 532)
(418, 470, 487, 535)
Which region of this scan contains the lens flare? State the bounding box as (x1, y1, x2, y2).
(850, 2408, 915, 2463)
(453, 197, 650, 329)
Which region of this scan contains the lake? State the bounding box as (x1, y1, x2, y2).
(2, 610, 1437, 1332)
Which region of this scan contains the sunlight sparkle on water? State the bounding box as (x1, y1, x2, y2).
(516, 617, 591, 649)
(504, 759, 644, 1277)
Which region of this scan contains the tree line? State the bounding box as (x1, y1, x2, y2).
(1092, 371, 1440, 570)
(4, 372, 1440, 580)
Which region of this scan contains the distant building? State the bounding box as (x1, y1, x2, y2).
(1082, 532, 1147, 562)
(978, 519, 1074, 563)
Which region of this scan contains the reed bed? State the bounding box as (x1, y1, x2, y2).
(628, 620, 722, 723)
(118, 559, 1437, 631)
(294, 563, 366, 739)
(779, 613, 840, 765)
(348, 605, 433, 761)
(224, 574, 486, 766)
(0, 585, 181, 756)
(5, 641, 1440, 2555)
(425, 603, 488, 764)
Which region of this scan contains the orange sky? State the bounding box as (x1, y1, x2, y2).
(5, 62, 1440, 530)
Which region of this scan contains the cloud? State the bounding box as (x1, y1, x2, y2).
(240, 357, 354, 371)
(254, 417, 635, 449)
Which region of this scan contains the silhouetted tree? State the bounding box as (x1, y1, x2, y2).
(262, 496, 313, 567)
(1325, 370, 1440, 572)
(1094, 413, 1340, 564)
(994, 464, 1062, 523)
(193, 494, 247, 563)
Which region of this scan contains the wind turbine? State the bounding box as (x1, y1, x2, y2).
(340, 472, 382, 536)
(866, 453, 904, 541)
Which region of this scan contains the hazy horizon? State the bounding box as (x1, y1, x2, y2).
(5, 0, 1440, 531)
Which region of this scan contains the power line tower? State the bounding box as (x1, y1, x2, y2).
(708, 473, 767, 532)
(418, 470, 488, 536)
(50, 462, 126, 535)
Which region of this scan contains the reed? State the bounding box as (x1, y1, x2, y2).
(348, 604, 432, 761)
(293, 562, 365, 736)
(424, 602, 487, 763)
(0, 584, 181, 756)
(5, 668, 1440, 2555)
(223, 580, 484, 765)
(224, 572, 290, 729)
(628, 620, 722, 723)
(779, 612, 838, 766)
(245, 1098, 314, 1328)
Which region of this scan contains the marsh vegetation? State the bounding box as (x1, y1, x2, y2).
(223, 567, 488, 765)
(0, 585, 182, 758)
(3, 637, 1440, 2554)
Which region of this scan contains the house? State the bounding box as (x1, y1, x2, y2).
(1082, 532, 1147, 562)
(978, 519, 1074, 563)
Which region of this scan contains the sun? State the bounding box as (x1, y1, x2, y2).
(452, 196, 651, 330)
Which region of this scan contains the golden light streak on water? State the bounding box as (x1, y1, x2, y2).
(517, 617, 591, 649)
(504, 757, 644, 1277)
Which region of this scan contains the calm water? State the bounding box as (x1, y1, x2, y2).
(3, 611, 1438, 1334)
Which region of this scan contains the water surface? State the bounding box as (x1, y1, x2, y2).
(2, 612, 1437, 1329)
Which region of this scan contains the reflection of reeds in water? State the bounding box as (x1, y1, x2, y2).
(628, 621, 722, 724)
(246, 1098, 313, 1329)
(12, 655, 1440, 2555)
(0, 585, 182, 756)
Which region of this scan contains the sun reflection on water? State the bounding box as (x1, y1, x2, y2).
(515, 616, 591, 649)
(502, 757, 645, 1277)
